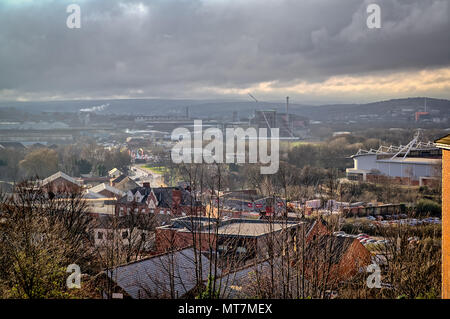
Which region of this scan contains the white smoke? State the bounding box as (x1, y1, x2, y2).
(80, 103, 109, 112)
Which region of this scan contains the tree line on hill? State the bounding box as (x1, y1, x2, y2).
(0, 141, 131, 182)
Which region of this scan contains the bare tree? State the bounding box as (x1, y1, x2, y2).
(0, 179, 93, 298)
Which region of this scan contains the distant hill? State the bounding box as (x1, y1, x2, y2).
(0, 97, 449, 121)
(289, 97, 450, 121)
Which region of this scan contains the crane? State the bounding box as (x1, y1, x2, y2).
(248, 93, 258, 103)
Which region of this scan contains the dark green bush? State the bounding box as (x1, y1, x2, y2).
(415, 199, 441, 217)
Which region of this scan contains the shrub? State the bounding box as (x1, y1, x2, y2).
(415, 199, 441, 217)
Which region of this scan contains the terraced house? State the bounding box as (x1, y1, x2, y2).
(115, 182, 203, 217)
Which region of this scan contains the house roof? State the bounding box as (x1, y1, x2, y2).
(108, 168, 122, 175)
(435, 134, 450, 149)
(113, 176, 140, 192)
(111, 174, 127, 184)
(0, 142, 26, 149)
(119, 186, 201, 208)
(305, 235, 357, 265)
(83, 192, 107, 199)
(41, 171, 82, 187)
(88, 183, 124, 197)
(107, 248, 211, 298)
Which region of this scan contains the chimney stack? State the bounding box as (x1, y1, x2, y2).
(286, 96, 289, 125)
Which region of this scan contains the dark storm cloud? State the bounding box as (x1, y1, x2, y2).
(0, 0, 448, 100)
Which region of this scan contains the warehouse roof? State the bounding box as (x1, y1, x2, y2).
(161, 216, 301, 238)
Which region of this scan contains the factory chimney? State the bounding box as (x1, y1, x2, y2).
(286, 96, 289, 128)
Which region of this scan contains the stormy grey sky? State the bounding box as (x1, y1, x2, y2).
(0, 0, 449, 103)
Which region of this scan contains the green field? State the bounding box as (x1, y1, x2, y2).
(142, 165, 166, 175)
(280, 140, 322, 149)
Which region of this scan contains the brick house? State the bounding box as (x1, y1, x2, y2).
(434, 135, 449, 299)
(40, 171, 82, 193)
(115, 183, 203, 217)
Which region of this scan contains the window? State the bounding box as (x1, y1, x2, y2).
(107, 233, 114, 240)
(122, 231, 128, 239)
(141, 233, 146, 241)
(150, 209, 154, 214)
(97, 232, 103, 240)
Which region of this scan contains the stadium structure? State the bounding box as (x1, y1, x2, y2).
(346, 132, 441, 185)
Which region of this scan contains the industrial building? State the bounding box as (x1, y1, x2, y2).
(249, 109, 309, 139)
(155, 216, 303, 261)
(346, 133, 441, 185)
